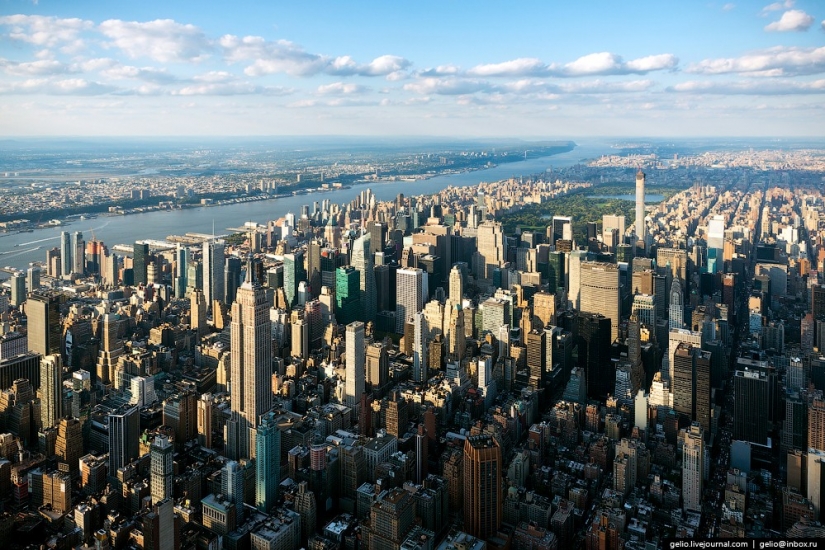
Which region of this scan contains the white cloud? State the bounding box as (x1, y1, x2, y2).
(0, 14, 93, 47)
(761, 0, 794, 15)
(668, 79, 825, 94)
(764, 9, 814, 31)
(465, 52, 677, 77)
(403, 77, 494, 95)
(687, 46, 825, 76)
(99, 19, 212, 63)
(722, 3, 736, 11)
(468, 57, 547, 77)
(100, 65, 179, 84)
(317, 82, 368, 95)
(222, 34, 410, 78)
(0, 58, 72, 76)
(419, 65, 461, 76)
(172, 82, 293, 96)
(0, 77, 117, 95)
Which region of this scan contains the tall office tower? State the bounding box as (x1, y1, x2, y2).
(370, 222, 387, 254)
(163, 391, 197, 450)
(27, 266, 41, 293)
(673, 343, 712, 432)
(307, 239, 323, 297)
(71, 231, 85, 275)
(294, 482, 318, 540)
(475, 221, 506, 281)
(197, 393, 214, 448)
(46, 247, 61, 278)
(352, 231, 377, 324)
(603, 215, 626, 243)
(682, 422, 704, 513)
(227, 262, 272, 461)
(40, 354, 62, 429)
(567, 250, 588, 310)
(174, 245, 188, 297)
(447, 303, 466, 361)
(579, 262, 621, 342)
(223, 460, 246, 522)
(807, 449, 825, 521)
(283, 250, 304, 307)
(55, 417, 83, 473)
(632, 293, 656, 329)
(60, 231, 73, 279)
(345, 321, 365, 410)
(708, 214, 725, 251)
(449, 264, 464, 306)
(336, 266, 361, 325)
(532, 291, 555, 329)
(396, 267, 426, 334)
(810, 393, 825, 452)
(202, 239, 226, 308)
(150, 435, 173, 504)
(364, 488, 416, 550)
(733, 370, 769, 445)
(224, 257, 242, 307)
(635, 169, 645, 245)
(366, 341, 389, 395)
(133, 241, 149, 286)
(10, 272, 26, 307)
(669, 276, 684, 329)
(526, 329, 548, 389)
(187, 260, 203, 294)
(551, 216, 573, 245)
(191, 289, 207, 337)
(95, 312, 123, 387)
(84, 240, 103, 276)
(291, 311, 309, 359)
(413, 312, 427, 383)
(577, 313, 613, 400)
(627, 314, 644, 396)
(108, 404, 140, 473)
(464, 435, 502, 540)
(255, 411, 281, 512)
(547, 250, 565, 293)
(27, 290, 62, 357)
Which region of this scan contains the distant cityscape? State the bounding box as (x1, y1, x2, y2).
(1, 137, 825, 550)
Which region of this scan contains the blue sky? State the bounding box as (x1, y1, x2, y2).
(1, 0, 824, 137)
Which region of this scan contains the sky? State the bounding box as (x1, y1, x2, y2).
(1, 0, 824, 137)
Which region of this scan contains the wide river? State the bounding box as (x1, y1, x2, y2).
(1, 141, 615, 271)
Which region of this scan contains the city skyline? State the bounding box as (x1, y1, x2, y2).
(1, 0, 824, 136)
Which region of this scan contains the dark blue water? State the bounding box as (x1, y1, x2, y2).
(1, 141, 613, 270)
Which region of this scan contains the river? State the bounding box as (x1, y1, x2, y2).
(0, 140, 615, 271)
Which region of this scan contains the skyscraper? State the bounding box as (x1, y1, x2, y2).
(283, 250, 305, 308)
(133, 241, 149, 286)
(352, 231, 377, 324)
(72, 231, 85, 275)
(345, 321, 365, 410)
(669, 276, 684, 329)
(579, 261, 621, 342)
(202, 239, 226, 308)
(60, 231, 72, 279)
(635, 169, 645, 245)
(40, 354, 62, 429)
(255, 411, 281, 513)
(396, 267, 426, 334)
(336, 266, 361, 325)
(577, 313, 613, 400)
(55, 417, 83, 474)
(227, 261, 272, 460)
(108, 404, 140, 473)
(26, 290, 62, 357)
(475, 221, 506, 281)
(449, 264, 464, 306)
(223, 460, 245, 522)
(191, 289, 207, 337)
(733, 369, 769, 445)
(413, 311, 427, 383)
(682, 422, 704, 513)
(224, 257, 242, 308)
(673, 343, 712, 432)
(464, 434, 502, 540)
(150, 434, 173, 504)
